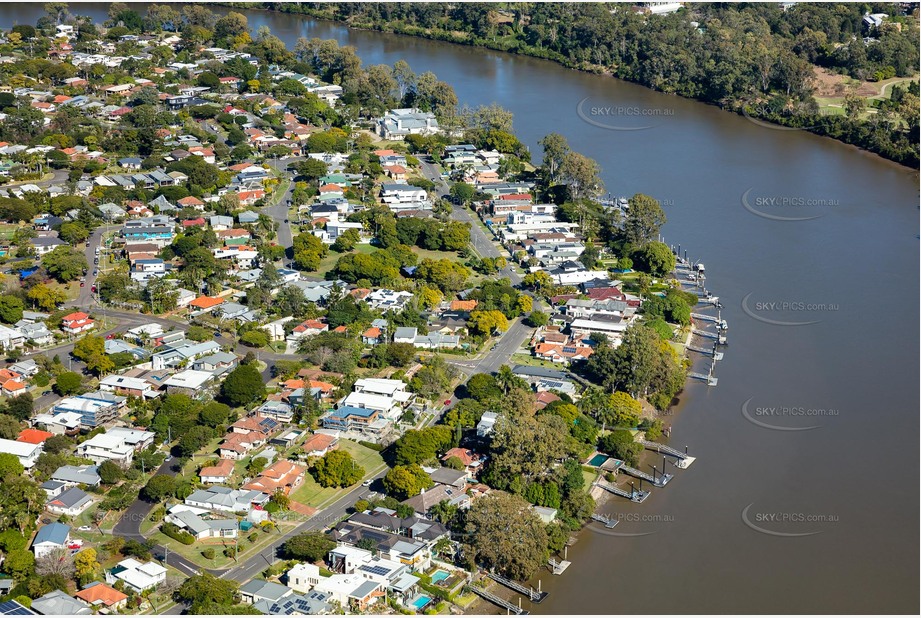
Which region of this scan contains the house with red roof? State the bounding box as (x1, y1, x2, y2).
(289, 319, 328, 342)
(189, 296, 225, 311)
(61, 312, 95, 334)
(238, 189, 265, 206)
(441, 447, 485, 478)
(243, 460, 306, 494)
(362, 327, 383, 346)
(302, 433, 339, 458)
(1, 379, 26, 397)
(181, 217, 207, 228)
(534, 343, 594, 365)
(18, 428, 54, 445)
(75, 583, 128, 611)
(199, 459, 235, 484)
(177, 196, 205, 210)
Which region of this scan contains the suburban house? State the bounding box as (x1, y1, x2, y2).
(165, 509, 239, 540)
(74, 582, 129, 612)
(242, 460, 306, 495)
(200, 459, 235, 484)
(45, 487, 93, 517)
(106, 559, 168, 593)
(184, 486, 269, 513)
(377, 108, 440, 140)
(0, 438, 42, 468)
(60, 312, 95, 334)
(31, 522, 71, 558)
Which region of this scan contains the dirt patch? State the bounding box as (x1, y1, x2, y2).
(812, 66, 895, 98)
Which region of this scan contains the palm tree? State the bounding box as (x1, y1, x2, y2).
(496, 365, 516, 394)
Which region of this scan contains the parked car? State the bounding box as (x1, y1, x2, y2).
(214, 331, 222, 337)
(80, 281, 84, 287)
(361, 479, 373, 487)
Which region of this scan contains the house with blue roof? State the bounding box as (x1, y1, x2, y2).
(31, 522, 71, 558)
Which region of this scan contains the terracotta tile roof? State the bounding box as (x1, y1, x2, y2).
(200, 459, 235, 479)
(303, 433, 338, 454)
(75, 583, 128, 607)
(18, 428, 54, 444)
(177, 196, 204, 206)
(243, 460, 305, 493)
(2, 379, 26, 393)
(62, 312, 90, 322)
(450, 300, 478, 311)
(281, 379, 305, 390)
(363, 327, 381, 339)
(189, 296, 224, 309)
(442, 447, 482, 467)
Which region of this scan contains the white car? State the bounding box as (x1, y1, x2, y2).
(78, 525, 92, 531)
(361, 479, 373, 487)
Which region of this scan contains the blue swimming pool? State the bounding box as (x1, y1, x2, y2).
(588, 453, 608, 467)
(410, 595, 432, 611)
(431, 569, 450, 583)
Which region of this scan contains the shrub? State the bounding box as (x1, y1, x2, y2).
(202, 548, 216, 560)
(161, 522, 195, 545)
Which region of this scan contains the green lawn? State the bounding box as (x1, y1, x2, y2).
(510, 352, 559, 369)
(317, 242, 376, 275)
(290, 440, 385, 509)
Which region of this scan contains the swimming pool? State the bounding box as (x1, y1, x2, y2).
(431, 569, 450, 584)
(410, 595, 432, 611)
(588, 453, 609, 467)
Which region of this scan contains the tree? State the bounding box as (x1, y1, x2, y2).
(73, 548, 100, 586)
(214, 11, 248, 42)
(311, 450, 364, 488)
(72, 335, 105, 363)
(0, 453, 24, 478)
(331, 228, 360, 253)
(466, 310, 509, 337)
(622, 194, 667, 246)
(41, 246, 87, 283)
(4, 549, 34, 580)
(559, 151, 603, 200)
(449, 182, 476, 205)
(464, 493, 548, 580)
(526, 310, 549, 327)
(465, 373, 502, 402)
(26, 284, 66, 312)
(177, 574, 238, 614)
(98, 460, 124, 485)
(539, 133, 570, 184)
(633, 241, 675, 276)
(142, 474, 176, 502)
(246, 456, 268, 477)
(0, 414, 21, 440)
(599, 429, 643, 467)
(58, 222, 89, 245)
(220, 363, 266, 408)
(391, 426, 454, 466)
(36, 547, 75, 579)
(282, 532, 336, 562)
(53, 372, 83, 396)
(0, 295, 24, 324)
(383, 464, 433, 500)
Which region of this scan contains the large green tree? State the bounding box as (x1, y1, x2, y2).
(463, 493, 549, 580)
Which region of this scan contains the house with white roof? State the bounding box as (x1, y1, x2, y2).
(106, 558, 168, 593)
(377, 108, 440, 140)
(76, 433, 135, 465)
(0, 438, 42, 468)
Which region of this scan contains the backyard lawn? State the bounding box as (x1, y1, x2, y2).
(289, 440, 385, 509)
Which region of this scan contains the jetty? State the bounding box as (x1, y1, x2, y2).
(619, 464, 672, 487)
(471, 585, 528, 615)
(687, 344, 724, 360)
(691, 328, 727, 344)
(594, 480, 651, 503)
(487, 573, 547, 603)
(548, 558, 571, 575)
(688, 371, 719, 386)
(590, 513, 620, 528)
(638, 440, 696, 469)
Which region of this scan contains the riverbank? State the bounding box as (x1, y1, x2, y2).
(220, 2, 919, 169)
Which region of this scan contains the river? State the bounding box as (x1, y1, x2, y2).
(2, 4, 918, 614)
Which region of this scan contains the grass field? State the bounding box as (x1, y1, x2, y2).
(289, 440, 385, 509)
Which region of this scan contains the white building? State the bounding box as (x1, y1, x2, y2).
(477, 412, 499, 438)
(377, 108, 440, 140)
(0, 437, 42, 468)
(106, 559, 167, 593)
(76, 433, 135, 465)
